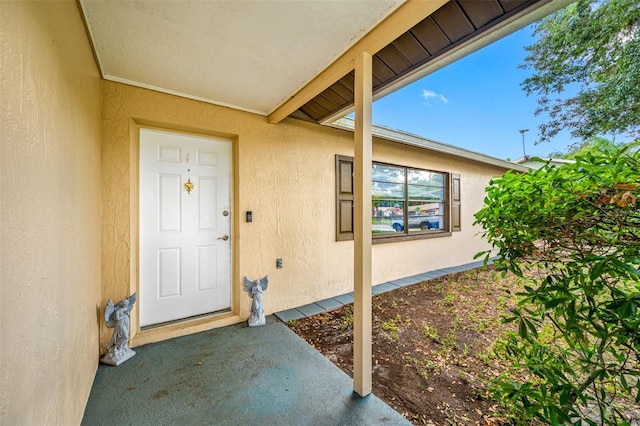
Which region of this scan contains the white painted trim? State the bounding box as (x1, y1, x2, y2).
(78, 1, 105, 79)
(103, 75, 271, 117)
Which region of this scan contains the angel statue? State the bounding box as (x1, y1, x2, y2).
(243, 276, 268, 327)
(101, 293, 137, 366)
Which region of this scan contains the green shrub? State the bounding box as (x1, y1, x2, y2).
(475, 144, 640, 425)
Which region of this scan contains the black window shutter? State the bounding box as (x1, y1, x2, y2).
(335, 155, 354, 241)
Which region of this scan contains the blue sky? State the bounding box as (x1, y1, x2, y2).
(372, 24, 575, 161)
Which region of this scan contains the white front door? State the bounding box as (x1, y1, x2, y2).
(139, 128, 231, 327)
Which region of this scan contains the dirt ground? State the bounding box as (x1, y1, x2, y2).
(287, 266, 522, 425)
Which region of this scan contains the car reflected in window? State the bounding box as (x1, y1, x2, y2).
(390, 215, 440, 232)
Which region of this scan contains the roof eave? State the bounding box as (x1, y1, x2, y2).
(330, 117, 528, 172)
(320, 0, 574, 125)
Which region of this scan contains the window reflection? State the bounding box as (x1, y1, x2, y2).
(407, 169, 444, 186)
(372, 182, 404, 200)
(407, 202, 444, 232)
(372, 201, 405, 234)
(408, 185, 444, 200)
(372, 163, 446, 235)
(372, 164, 405, 183)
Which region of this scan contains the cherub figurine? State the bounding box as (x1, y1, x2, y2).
(243, 276, 268, 327)
(101, 293, 137, 366)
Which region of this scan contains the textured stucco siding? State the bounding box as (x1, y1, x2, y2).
(101, 81, 505, 347)
(101, 81, 356, 346)
(0, 1, 103, 424)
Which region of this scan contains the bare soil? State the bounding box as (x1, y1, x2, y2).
(287, 266, 521, 425)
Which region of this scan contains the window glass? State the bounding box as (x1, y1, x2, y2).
(372, 201, 405, 235)
(373, 163, 405, 183)
(407, 185, 445, 200)
(372, 163, 446, 236)
(372, 182, 405, 200)
(406, 201, 444, 232)
(408, 169, 444, 186)
(372, 163, 406, 234)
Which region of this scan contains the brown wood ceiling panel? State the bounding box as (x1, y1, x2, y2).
(391, 32, 431, 65)
(340, 72, 355, 92)
(376, 44, 413, 74)
(306, 74, 355, 121)
(459, 0, 505, 28)
(371, 73, 382, 88)
(322, 86, 350, 108)
(499, 0, 530, 13)
(410, 17, 450, 55)
(300, 100, 330, 121)
(372, 55, 396, 84)
(313, 92, 340, 112)
(328, 80, 354, 103)
(431, 1, 475, 41)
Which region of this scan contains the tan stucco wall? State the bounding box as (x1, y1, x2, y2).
(101, 81, 357, 346)
(0, 1, 102, 424)
(101, 81, 506, 347)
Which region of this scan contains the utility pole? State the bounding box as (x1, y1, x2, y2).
(519, 129, 529, 157)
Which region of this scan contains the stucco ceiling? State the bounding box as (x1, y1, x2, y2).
(80, 0, 404, 116)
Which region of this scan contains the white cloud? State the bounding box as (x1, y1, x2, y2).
(421, 89, 448, 104)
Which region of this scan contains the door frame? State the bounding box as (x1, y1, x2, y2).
(128, 121, 242, 346)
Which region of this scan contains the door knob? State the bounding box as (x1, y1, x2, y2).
(217, 235, 229, 241)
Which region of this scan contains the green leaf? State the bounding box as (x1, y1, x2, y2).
(544, 297, 568, 309)
(519, 318, 528, 339)
(589, 260, 606, 281)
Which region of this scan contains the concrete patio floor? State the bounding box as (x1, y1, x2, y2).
(82, 316, 410, 426)
(83, 260, 490, 425)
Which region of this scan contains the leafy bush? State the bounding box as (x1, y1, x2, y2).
(475, 144, 640, 425)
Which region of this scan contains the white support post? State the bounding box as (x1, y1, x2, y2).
(353, 51, 373, 398)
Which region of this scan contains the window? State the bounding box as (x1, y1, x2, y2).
(372, 163, 447, 236)
(336, 155, 461, 241)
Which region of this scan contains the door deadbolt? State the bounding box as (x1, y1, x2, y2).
(217, 235, 229, 241)
(223, 210, 229, 217)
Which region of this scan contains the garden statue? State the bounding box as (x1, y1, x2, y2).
(243, 276, 268, 327)
(101, 293, 137, 366)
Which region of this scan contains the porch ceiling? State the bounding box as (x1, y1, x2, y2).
(79, 0, 570, 123)
(79, 0, 404, 116)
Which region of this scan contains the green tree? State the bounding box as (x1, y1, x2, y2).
(475, 145, 640, 424)
(549, 137, 622, 159)
(522, 0, 640, 143)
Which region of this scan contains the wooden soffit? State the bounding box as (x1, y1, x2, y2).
(269, 0, 570, 125)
